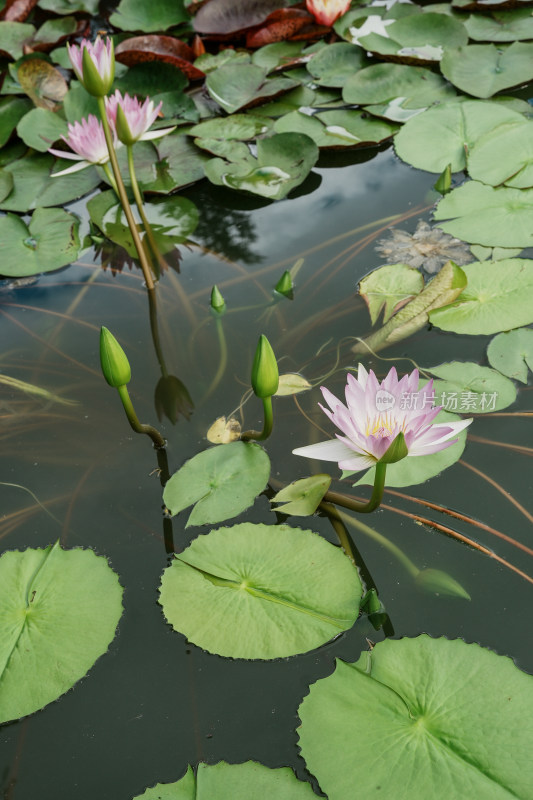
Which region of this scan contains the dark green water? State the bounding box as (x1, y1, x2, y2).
(1, 148, 532, 799)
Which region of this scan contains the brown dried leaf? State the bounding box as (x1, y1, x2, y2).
(17, 59, 68, 110)
(246, 8, 319, 48)
(115, 35, 205, 80)
(0, 0, 38, 23)
(207, 416, 242, 444)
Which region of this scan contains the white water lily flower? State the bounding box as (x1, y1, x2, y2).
(48, 114, 119, 177)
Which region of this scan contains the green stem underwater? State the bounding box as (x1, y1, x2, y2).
(116, 384, 165, 448)
(241, 395, 274, 442)
(97, 97, 155, 291)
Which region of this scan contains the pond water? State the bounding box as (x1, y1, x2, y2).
(1, 145, 532, 799)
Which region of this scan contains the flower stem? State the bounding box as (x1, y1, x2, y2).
(116, 384, 165, 448)
(102, 163, 118, 195)
(324, 463, 387, 514)
(202, 314, 228, 402)
(241, 396, 273, 442)
(96, 96, 155, 291)
(127, 144, 170, 277)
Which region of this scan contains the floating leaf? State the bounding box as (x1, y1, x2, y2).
(17, 57, 67, 109)
(306, 42, 366, 87)
(134, 762, 318, 800)
(37, 0, 98, 13)
(359, 263, 424, 325)
(427, 361, 517, 412)
(429, 259, 533, 335)
(246, 8, 319, 49)
(0, 95, 32, 148)
(206, 63, 298, 114)
(31, 15, 80, 47)
(298, 636, 533, 800)
(468, 119, 533, 188)
(440, 42, 533, 98)
(394, 100, 525, 173)
(112, 134, 207, 195)
(0, 0, 38, 23)
(189, 114, 271, 141)
(193, 0, 289, 34)
(0, 542, 123, 724)
(0, 169, 13, 202)
(434, 182, 533, 248)
(0, 207, 79, 276)
(276, 108, 397, 148)
(359, 13, 468, 62)
(115, 35, 204, 81)
(353, 409, 467, 488)
(275, 373, 312, 396)
(465, 7, 533, 41)
(206, 416, 242, 444)
(251, 40, 305, 71)
(158, 522, 361, 659)
(163, 441, 270, 527)
(16, 107, 67, 151)
(204, 132, 318, 200)
(109, 0, 189, 33)
(271, 474, 331, 516)
(469, 244, 522, 262)
(0, 152, 100, 212)
(0, 21, 34, 59)
(487, 328, 533, 383)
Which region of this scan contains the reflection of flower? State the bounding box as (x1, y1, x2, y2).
(292, 364, 471, 472)
(49, 114, 118, 176)
(306, 0, 350, 26)
(376, 221, 473, 274)
(155, 375, 194, 424)
(105, 91, 175, 145)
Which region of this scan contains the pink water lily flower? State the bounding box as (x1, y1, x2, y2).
(48, 114, 118, 176)
(293, 365, 472, 472)
(67, 36, 114, 97)
(306, 0, 351, 26)
(105, 90, 175, 145)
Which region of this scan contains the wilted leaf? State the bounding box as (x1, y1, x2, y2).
(115, 35, 204, 80)
(275, 373, 312, 396)
(193, 0, 289, 34)
(0, 0, 38, 22)
(18, 58, 68, 109)
(207, 416, 242, 444)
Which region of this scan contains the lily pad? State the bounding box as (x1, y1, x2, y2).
(0, 169, 13, 202)
(158, 522, 361, 659)
(274, 109, 396, 148)
(193, 0, 290, 34)
(395, 100, 525, 173)
(204, 132, 318, 200)
(354, 409, 468, 488)
(358, 13, 468, 62)
(427, 362, 517, 412)
(0, 542, 123, 724)
(271, 474, 331, 516)
(440, 42, 533, 98)
(434, 182, 533, 248)
(0, 152, 101, 212)
(162, 441, 270, 527)
(0, 21, 35, 60)
(359, 263, 424, 325)
(109, 0, 189, 32)
(298, 636, 533, 800)
(38, 0, 99, 13)
(306, 43, 367, 87)
(0, 207, 80, 277)
(251, 40, 305, 71)
(465, 8, 533, 41)
(134, 762, 318, 799)
(188, 114, 272, 141)
(0, 95, 31, 148)
(16, 107, 68, 152)
(206, 63, 299, 114)
(429, 259, 533, 334)
(467, 119, 533, 188)
(112, 134, 207, 194)
(487, 328, 533, 383)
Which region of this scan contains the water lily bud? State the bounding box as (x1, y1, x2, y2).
(81, 41, 115, 97)
(210, 285, 226, 313)
(100, 326, 131, 387)
(434, 163, 452, 196)
(378, 431, 408, 465)
(251, 334, 279, 398)
(115, 102, 136, 146)
(275, 270, 293, 297)
(415, 568, 471, 600)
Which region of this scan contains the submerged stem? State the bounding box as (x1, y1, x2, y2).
(116, 384, 165, 448)
(242, 396, 273, 442)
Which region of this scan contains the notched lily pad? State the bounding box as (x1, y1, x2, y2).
(158, 521, 362, 659)
(0, 207, 80, 276)
(440, 42, 533, 98)
(358, 13, 468, 63)
(487, 328, 533, 383)
(0, 542, 123, 724)
(427, 361, 517, 412)
(274, 109, 396, 149)
(206, 62, 299, 114)
(359, 263, 424, 325)
(162, 440, 271, 527)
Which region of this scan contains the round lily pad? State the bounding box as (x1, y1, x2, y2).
(158, 522, 362, 659)
(344, 62, 454, 115)
(306, 43, 367, 87)
(298, 635, 533, 800)
(427, 361, 517, 412)
(109, 0, 189, 32)
(359, 13, 468, 62)
(0, 542, 123, 724)
(429, 259, 533, 335)
(465, 8, 533, 41)
(359, 263, 424, 325)
(273, 110, 396, 149)
(163, 441, 271, 527)
(487, 328, 533, 383)
(440, 42, 533, 98)
(0, 207, 80, 277)
(16, 107, 68, 153)
(134, 762, 318, 799)
(468, 119, 533, 188)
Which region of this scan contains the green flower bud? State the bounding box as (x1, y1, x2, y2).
(100, 326, 131, 388)
(81, 42, 114, 98)
(251, 334, 279, 398)
(434, 163, 452, 196)
(115, 103, 136, 146)
(210, 285, 226, 313)
(274, 270, 293, 297)
(378, 431, 408, 465)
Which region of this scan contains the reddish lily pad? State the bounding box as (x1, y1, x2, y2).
(246, 8, 320, 48)
(115, 36, 205, 81)
(0, 0, 38, 22)
(193, 0, 290, 34)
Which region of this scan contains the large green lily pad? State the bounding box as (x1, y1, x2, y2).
(204, 132, 318, 200)
(429, 259, 533, 334)
(434, 181, 533, 248)
(440, 42, 533, 98)
(16, 107, 68, 152)
(467, 119, 533, 188)
(0, 207, 80, 277)
(206, 63, 298, 114)
(427, 361, 516, 412)
(465, 8, 533, 41)
(134, 762, 318, 799)
(353, 410, 468, 488)
(0, 22, 35, 60)
(163, 441, 270, 527)
(298, 635, 533, 800)
(158, 522, 361, 659)
(306, 43, 367, 87)
(109, 0, 189, 32)
(273, 109, 396, 148)
(0, 96, 32, 149)
(359, 13, 468, 62)
(0, 542, 123, 724)
(487, 328, 533, 383)
(112, 134, 207, 195)
(394, 100, 526, 173)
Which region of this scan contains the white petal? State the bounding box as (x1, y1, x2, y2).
(51, 160, 92, 177)
(140, 126, 177, 141)
(292, 439, 358, 463)
(357, 363, 368, 388)
(48, 148, 85, 161)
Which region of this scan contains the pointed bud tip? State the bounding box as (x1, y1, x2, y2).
(379, 431, 408, 465)
(251, 334, 279, 398)
(210, 285, 226, 313)
(99, 326, 131, 387)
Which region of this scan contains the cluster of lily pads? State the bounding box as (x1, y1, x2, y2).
(2, 0, 533, 797)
